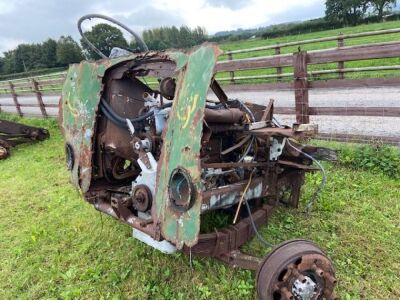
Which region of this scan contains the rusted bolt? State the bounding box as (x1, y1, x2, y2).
(324, 273, 337, 285)
(280, 287, 294, 300)
(312, 264, 324, 277)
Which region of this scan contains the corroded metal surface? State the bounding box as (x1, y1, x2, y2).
(60, 62, 105, 191)
(184, 204, 274, 260)
(60, 52, 186, 192)
(256, 240, 337, 300)
(153, 45, 221, 249)
(0, 140, 10, 160)
(0, 119, 49, 160)
(59, 19, 338, 298)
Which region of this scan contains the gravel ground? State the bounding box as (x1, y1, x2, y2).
(1, 87, 399, 138)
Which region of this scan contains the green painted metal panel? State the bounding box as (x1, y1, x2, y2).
(61, 52, 187, 193)
(153, 45, 221, 249)
(61, 62, 105, 192)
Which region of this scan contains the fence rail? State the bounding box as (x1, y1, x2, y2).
(222, 28, 400, 56)
(0, 27, 399, 145)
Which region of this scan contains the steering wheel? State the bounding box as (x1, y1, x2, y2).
(77, 14, 149, 59)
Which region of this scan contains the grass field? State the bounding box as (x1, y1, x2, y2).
(219, 20, 400, 53)
(216, 20, 400, 83)
(0, 113, 399, 300)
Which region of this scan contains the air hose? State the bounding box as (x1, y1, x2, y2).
(100, 98, 237, 129)
(287, 139, 327, 213)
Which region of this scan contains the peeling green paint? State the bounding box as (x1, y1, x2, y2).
(61, 62, 104, 192)
(61, 52, 186, 193)
(61, 45, 221, 247)
(153, 45, 221, 249)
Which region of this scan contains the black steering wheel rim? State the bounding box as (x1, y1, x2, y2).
(77, 13, 149, 59)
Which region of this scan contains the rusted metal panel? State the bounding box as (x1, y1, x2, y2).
(202, 177, 264, 211)
(60, 52, 186, 192)
(248, 127, 315, 138)
(0, 119, 49, 160)
(60, 62, 106, 192)
(183, 204, 274, 260)
(153, 45, 221, 249)
(56, 14, 340, 296)
(0, 140, 10, 159)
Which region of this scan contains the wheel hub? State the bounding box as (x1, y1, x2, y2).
(132, 185, 152, 212)
(256, 240, 338, 300)
(292, 276, 317, 300)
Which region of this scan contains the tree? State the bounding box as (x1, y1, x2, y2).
(2, 51, 17, 74)
(14, 44, 40, 72)
(325, 0, 369, 25)
(369, 0, 397, 19)
(80, 24, 128, 59)
(56, 36, 84, 66)
(0, 57, 4, 75)
(178, 26, 194, 48)
(41, 39, 57, 68)
(142, 25, 207, 51)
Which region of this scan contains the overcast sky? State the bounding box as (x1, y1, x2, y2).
(0, 0, 328, 54)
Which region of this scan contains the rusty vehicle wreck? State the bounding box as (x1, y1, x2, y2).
(60, 15, 338, 300)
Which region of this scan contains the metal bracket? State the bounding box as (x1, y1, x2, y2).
(270, 138, 287, 161)
(132, 228, 176, 254)
(132, 152, 158, 199)
(218, 250, 263, 271)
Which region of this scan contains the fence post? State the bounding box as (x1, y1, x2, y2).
(337, 33, 345, 79)
(32, 79, 47, 118)
(275, 46, 282, 82)
(293, 51, 309, 124)
(9, 81, 23, 117)
(228, 52, 235, 83)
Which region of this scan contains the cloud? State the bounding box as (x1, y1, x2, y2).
(206, 0, 248, 10)
(154, 0, 323, 33)
(0, 0, 326, 54)
(0, 38, 27, 54)
(88, 2, 186, 33)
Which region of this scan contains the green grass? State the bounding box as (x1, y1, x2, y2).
(0, 113, 399, 300)
(215, 20, 400, 83)
(219, 20, 400, 53)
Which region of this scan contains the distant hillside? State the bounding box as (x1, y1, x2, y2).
(209, 11, 400, 43)
(212, 21, 301, 38)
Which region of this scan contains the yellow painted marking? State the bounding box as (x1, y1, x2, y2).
(177, 94, 200, 129)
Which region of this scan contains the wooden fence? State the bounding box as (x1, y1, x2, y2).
(0, 28, 399, 145)
(0, 72, 66, 117)
(221, 28, 400, 79)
